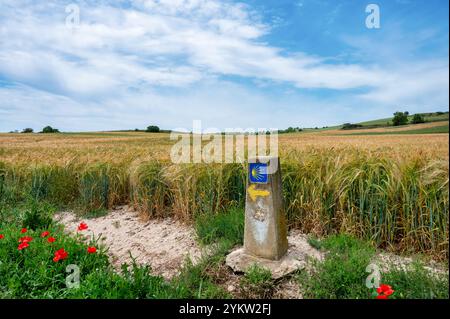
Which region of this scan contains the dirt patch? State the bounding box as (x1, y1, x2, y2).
(273, 278, 303, 299)
(270, 230, 324, 299)
(54, 206, 203, 279)
(286, 230, 324, 262)
(222, 230, 323, 299)
(372, 252, 448, 276)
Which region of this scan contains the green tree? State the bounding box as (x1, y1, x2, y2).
(411, 114, 425, 124)
(342, 123, 363, 130)
(146, 125, 160, 133)
(41, 126, 59, 133)
(21, 128, 33, 133)
(392, 111, 409, 126)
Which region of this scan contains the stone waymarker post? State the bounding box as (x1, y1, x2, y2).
(244, 156, 288, 260)
(226, 156, 304, 279)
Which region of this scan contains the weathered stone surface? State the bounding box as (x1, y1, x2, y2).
(226, 231, 323, 279)
(243, 156, 288, 260)
(226, 156, 309, 279)
(226, 246, 306, 279)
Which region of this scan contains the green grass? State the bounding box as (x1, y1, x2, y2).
(21, 200, 55, 230)
(346, 124, 449, 136)
(169, 241, 232, 299)
(195, 207, 244, 246)
(383, 262, 449, 299)
(356, 117, 393, 127)
(239, 264, 274, 299)
(307, 236, 323, 250)
(299, 235, 376, 299)
(65, 262, 172, 299)
(418, 112, 449, 122)
(298, 235, 449, 299)
(0, 222, 111, 298)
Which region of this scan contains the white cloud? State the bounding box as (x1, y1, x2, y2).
(0, 0, 448, 131)
(0, 0, 388, 93)
(360, 60, 449, 108)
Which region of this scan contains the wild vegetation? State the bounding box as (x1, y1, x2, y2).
(299, 235, 449, 299)
(0, 202, 231, 299)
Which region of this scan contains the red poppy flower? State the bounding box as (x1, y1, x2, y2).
(87, 246, 97, 254)
(0, 234, 4, 239)
(377, 284, 394, 295)
(41, 231, 50, 238)
(47, 236, 56, 243)
(19, 236, 33, 243)
(376, 284, 394, 299)
(20, 228, 27, 233)
(18, 242, 29, 250)
(77, 222, 88, 231)
(53, 248, 68, 262)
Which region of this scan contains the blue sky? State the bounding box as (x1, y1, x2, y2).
(0, 0, 448, 132)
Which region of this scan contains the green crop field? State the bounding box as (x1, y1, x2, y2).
(346, 124, 449, 135)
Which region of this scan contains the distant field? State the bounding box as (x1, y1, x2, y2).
(295, 111, 449, 133)
(346, 124, 449, 136)
(333, 122, 449, 136)
(0, 130, 448, 259)
(356, 111, 449, 127)
(328, 121, 449, 136)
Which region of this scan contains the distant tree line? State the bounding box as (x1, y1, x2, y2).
(10, 126, 61, 133)
(278, 127, 303, 134)
(411, 113, 426, 124)
(10, 112, 445, 135)
(144, 125, 171, 133)
(13, 125, 167, 134)
(342, 123, 363, 130)
(392, 111, 425, 126)
(146, 125, 160, 132)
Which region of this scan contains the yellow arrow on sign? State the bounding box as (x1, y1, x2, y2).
(247, 184, 270, 201)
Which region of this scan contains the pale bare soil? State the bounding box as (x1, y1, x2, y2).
(55, 206, 203, 279)
(373, 252, 448, 276)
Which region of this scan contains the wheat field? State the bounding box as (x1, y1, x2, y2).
(0, 130, 448, 259)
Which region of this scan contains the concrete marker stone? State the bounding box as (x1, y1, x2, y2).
(226, 156, 304, 278)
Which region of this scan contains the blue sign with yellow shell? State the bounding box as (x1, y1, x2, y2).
(249, 162, 268, 184)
